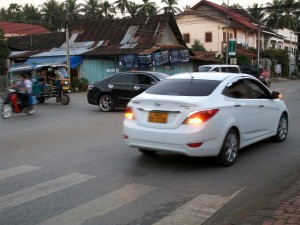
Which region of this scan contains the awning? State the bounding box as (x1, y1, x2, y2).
(25, 56, 83, 69)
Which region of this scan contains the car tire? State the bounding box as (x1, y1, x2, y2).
(216, 128, 239, 167)
(271, 114, 288, 142)
(37, 97, 46, 104)
(1, 104, 12, 119)
(138, 149, 157, 156)
(99, 94, 114, 112)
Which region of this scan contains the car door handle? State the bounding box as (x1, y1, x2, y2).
(234, 103, 242, 107)
(134, 86, 140, 90)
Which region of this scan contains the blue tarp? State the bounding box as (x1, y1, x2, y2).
(25, 56, 83, 69)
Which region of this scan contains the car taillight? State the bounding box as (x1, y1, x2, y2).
(124, 107, 135, 120)
(183, 109, 219, 124)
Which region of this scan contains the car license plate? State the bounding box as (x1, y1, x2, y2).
(148, 112, 168, 123)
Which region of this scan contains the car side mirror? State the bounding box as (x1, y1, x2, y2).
(271, 91, 281, 99)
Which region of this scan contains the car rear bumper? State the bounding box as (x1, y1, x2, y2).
(123, 120, 226, 157)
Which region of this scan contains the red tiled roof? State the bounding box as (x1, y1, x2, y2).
(0, 21, 49, 36)
(191, 0, 258, 31)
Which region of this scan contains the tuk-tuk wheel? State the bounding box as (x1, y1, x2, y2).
(37, 97, 46, 104)
(61, 93, 70, 105)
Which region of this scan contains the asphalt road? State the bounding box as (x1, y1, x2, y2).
(0, 80, 300, 225)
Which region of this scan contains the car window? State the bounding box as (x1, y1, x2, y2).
(137, 74, 156, 85)
(146, 79, 221, 96)
(211, 67, 219, 72)
(110, 73, 136, 84)
(199, 66, 212, 72)
(221, 67, 229, 72)
(244, 79, 269, 99)
(223, 79, 250, 98)
(227, 67, 240, 73)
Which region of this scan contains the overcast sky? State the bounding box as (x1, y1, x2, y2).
(0, 0, 271, 10)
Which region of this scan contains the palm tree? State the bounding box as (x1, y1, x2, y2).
(40, 0, 66, 31)
(247, 3, 266, 23)
(265, 0, 283, 29)
(20, 4, 42, 23)
(65, 0, 83, 22)
(160, 0, 181, 15)
(114, 0, 129, 16)
(182, 5, 191, 11)
(127, 2, 141, 18)
(0, 8, 7, 20)
(278, 0, 298, 30)
(231, 3, 243, 9)
(81, 0, 102, 21)
(138, 0, 157, 16)
(100, 1, 116, 19)
(6, 3, 23, 21)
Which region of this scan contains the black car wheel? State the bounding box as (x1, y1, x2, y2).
(216, 128, 239, 167)
(272, 114, 288, 142)
(99, 94, 114, 112)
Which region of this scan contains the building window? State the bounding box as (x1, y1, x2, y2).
(183, 33, 190, 43)
(205, 32, 212, 42)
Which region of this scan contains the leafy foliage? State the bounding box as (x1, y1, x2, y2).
(0, 28, 10, 75)
(261, 49, 289, 76)
(236, 54, 251, 65)
(191, 39, 206, 51)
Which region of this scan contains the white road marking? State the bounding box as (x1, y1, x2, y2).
(38, 183, 156, 225)
(0, 165, 41, 181)
(153, 188, 245, 225)
(0, 173, 95, 212)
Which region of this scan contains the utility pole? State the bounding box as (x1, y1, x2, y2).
(257, 23, 261, 66)
(65, 1, 70, 82)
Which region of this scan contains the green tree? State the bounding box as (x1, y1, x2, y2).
(81, 0, 102, 21)
(138, 0, 157, 16)
(279, 0, 298, 30)
(160, 0, 181, 15)
(100, 1, 116, 19)
(265, 0, 283, 29)
(127, 2, 140, 18)
(236, 54, 251, 65)
(191, 39, 206, 51)
(114, 0, 129, 16)
(261, 49, 289, 76)
(40, 0, 66, 31)
(21, 4, 42, 23)
(0, 28, 10, 75)
(247, 3, 266, 23)
(6, 3, 23, 21)
(65, 0, 83, 22)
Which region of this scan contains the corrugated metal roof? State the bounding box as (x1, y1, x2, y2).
(69, 13, 188, 56)
(31, 49, 91, 57)
(0, 21, 49, 36)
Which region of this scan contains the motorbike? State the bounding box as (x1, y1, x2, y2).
(1, 88, 36, 119)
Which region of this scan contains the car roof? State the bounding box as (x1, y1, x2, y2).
(167, 72, 252, 81)
(199, 64, 239, 68)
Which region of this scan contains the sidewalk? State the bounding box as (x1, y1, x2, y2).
(238, 176, 300, 225)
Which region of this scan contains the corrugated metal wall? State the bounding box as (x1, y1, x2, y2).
(80, 59, 194, 83)
(79, 58, 118, 84)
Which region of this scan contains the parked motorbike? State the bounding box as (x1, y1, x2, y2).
(1, 88, 36, 119)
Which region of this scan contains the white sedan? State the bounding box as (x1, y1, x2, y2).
(123, 72, 289, 166)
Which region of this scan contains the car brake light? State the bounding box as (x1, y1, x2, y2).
(187, 142, 203, 148)
(183, 109, 219, 124)
(124, 107, 135, 120)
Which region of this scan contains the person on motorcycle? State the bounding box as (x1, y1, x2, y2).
(8, 73, 33, 109)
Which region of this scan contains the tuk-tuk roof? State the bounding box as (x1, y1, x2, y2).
(8, 63, 69, 72)
(8, 65, 34, 72)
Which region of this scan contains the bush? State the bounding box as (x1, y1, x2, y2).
(72, 77, 89, 92)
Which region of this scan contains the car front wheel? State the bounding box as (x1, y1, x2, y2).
(272, 114, 288, 142)
(99, 94, 114, 112)
(216, 128, 239, 167)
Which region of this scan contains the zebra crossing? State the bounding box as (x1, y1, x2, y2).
(0, 165, 244, 225)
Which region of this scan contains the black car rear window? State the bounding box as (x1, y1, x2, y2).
(146, 79, 221, 96)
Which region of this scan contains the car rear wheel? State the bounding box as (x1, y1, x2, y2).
(138, 149, 157, 156)
(271, 114, 288, 142)
(216, 128, 239, 167)
(99, 94, 114, 112)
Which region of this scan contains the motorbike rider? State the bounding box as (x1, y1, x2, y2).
(8, 73, 33, 109)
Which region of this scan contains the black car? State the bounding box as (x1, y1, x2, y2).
(87, 71, 170, 112)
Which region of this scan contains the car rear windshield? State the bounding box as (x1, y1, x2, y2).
(146, 79, 221, 96)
